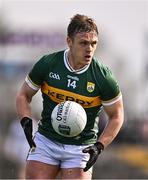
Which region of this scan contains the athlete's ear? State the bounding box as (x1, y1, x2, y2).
(67, 36, 73, 48)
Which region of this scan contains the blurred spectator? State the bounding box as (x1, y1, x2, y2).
(3, 118, 37, 179)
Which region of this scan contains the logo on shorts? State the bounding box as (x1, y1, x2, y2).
(87, 82, 95, 93)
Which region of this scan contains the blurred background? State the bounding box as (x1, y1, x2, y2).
(0, 0, 148, 179)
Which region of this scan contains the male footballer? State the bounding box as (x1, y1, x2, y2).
(16, 14, 124, 179)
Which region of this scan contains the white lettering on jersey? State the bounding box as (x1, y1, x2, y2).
(67, 75, 79, 81)
(49, 72, 60, 80)
(67, 79, 77, 89)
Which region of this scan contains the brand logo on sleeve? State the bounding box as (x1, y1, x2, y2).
(49, 72, 60, 80)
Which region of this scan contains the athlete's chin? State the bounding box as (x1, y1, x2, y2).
(84, 62, 91, 66)
(84, 59, 92, 65)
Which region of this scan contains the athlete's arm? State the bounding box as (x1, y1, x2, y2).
(98, 98, 124, 148)
(16, 81, 37, 118)
(16, 82, 38, 148)
(83, 98, 124, 172)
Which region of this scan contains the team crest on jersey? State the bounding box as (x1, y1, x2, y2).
(87, 82, 95, 93)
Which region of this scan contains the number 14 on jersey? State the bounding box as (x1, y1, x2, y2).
(67, 79, 77, 89)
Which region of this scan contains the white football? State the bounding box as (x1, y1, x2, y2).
(51, 101, 87, 137)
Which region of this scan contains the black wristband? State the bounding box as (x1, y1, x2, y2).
(94, 141, 104, 151)
(20, 117, 32, 128)
(20, 116, 36, 148)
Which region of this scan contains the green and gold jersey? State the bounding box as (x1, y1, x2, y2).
(25, 50, 122, 145)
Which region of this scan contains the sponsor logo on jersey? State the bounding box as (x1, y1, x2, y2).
(41, 82, 101, 108)
(49, 72, 60, 80)
(67, 75, 79, 81)
(87, 82, 95, 93)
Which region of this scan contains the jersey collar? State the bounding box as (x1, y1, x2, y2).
(64, 49, 90, 74)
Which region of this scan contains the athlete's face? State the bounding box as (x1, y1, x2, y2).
(67, 31, 98, 69)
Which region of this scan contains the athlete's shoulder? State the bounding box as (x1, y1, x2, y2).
(27, 50, 64, 87)
(39, 50, 64, 65)
(91, 57, 121, 102)
(32, 50, 64, 71)
(91, 57, 112, 78)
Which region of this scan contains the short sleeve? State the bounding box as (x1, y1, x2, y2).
(99, 66, 122, 106)
(25, 56, 48, 91)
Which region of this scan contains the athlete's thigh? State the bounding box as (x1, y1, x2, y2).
(26, 160, 60, 179)
(61, 168, 92, 179)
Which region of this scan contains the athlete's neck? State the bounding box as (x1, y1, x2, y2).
(67, 51, 85, 70)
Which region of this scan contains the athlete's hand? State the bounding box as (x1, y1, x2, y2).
(20, 117, 36, 149)
(82, 141, 104, 172)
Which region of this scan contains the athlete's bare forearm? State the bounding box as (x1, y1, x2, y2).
(98, 116, 123, 147)
(16, 82, 37, 119)
(16, 93, 32, 119)
(98, 99, 124, 148)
